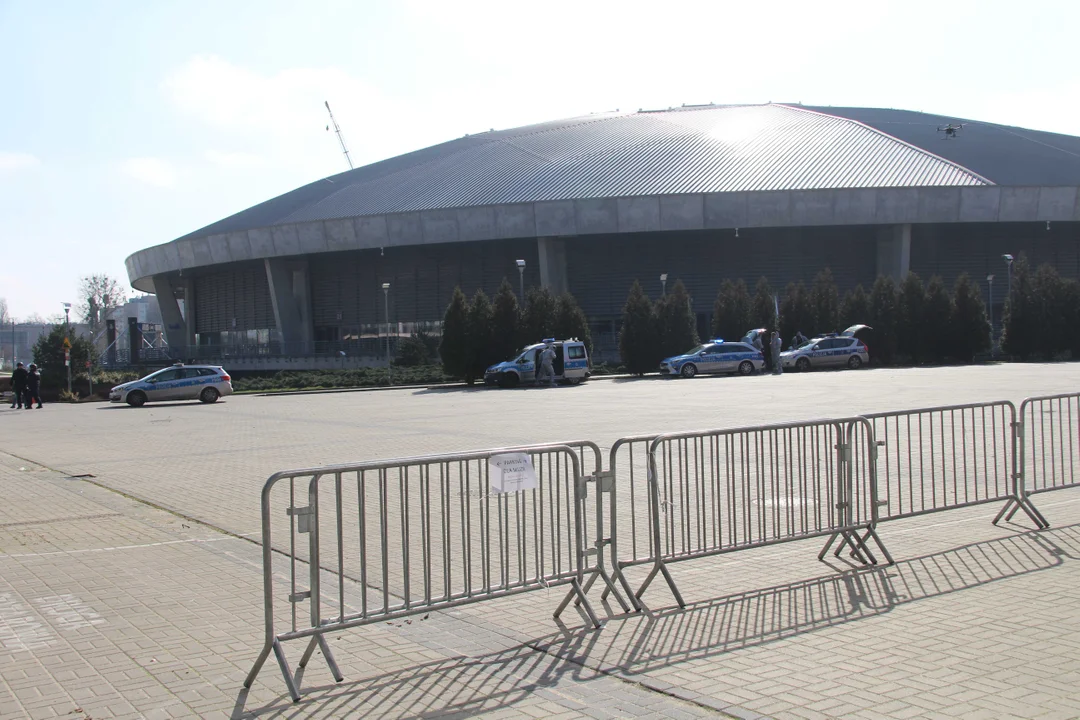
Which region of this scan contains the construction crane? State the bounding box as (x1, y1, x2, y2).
(324, 101, 354, 170)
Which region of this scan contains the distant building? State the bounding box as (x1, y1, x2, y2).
(0, 322, 90, 370)
(125, 103, 1080, 367)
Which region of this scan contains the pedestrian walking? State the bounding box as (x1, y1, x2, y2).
(535, 343, 557, 387)
(10, 362, 28, 408)
(771, 332, 783, 375)
(25, 364, 43, 409)
(794, 330, 809, 347)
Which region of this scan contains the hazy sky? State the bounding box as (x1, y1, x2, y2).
(2, 0, 1078, 319)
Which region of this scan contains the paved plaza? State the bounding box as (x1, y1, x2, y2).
(2, 363, 1080, 719)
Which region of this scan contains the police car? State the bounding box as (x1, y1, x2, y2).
(780, 330, 869, 372)
(484, 339, 590, 388)
(109, 363, 233, 407)
(660, 340, 765, 378)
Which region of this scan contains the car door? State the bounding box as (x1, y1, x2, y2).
(728, 343, 756, 370)
(709, 345, 736, 373)
(176, 368, 208, 400)
(806, 339, 830, 367)
(144, 368, 180, 401)
(823, 338, 847, 366)
(695, 344, 719, 373)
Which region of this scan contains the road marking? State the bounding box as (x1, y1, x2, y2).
(0, 533, 256, 559)
(33, 594, 105, 630)
(0, 593, 54, 652)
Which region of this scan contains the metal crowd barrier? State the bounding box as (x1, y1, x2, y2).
(862, 401, 1047, 531)
(244, 441, 623, 701)
(637, 418, 885, 609)
(998, 393, 1080, 526)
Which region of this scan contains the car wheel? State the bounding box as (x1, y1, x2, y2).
(680, 363, 697, 378)
(796, 357, 811, 373)
(566, 376, 582, 386)
(127, 391, 147, 408)
(498, 372, 520, 389)
(847, 355, 863, 369)
(738, 360, 754, 376)
(200, 387, 220, 403)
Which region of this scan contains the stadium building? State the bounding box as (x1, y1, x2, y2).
(125, 103, 1080, 365)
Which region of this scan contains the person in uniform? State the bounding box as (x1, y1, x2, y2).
(10, 362, 28, 409)
(25, 364, 43, 409)
(771, 332, 783, 375)
(536, 343, 557, 387)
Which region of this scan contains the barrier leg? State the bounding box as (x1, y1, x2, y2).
(297, 633, 343, 683)
(861, 525, 894, 566)
(243, 640, 272, 691)
(994, 497, 1050, 529)
(818, 532, 839, 561)
(274, 638, 302, 702)
(635, 560, 685, 609)
(578, 567, 632, 614)
(554, 579, 602, 629)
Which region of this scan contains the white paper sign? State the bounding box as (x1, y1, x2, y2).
(489, 453, 537, 494)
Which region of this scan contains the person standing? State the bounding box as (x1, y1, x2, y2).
(10, 362, 28, 408)
(536, 343, 557, 387)
(771, 332, 783, 375)
(25, 364, 43, 409)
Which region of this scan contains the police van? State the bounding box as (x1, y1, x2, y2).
(483, 339, 590, 388)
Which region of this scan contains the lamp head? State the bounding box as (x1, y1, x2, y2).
(516, 259, 526, 269)
(1002, 254, 1014, 264)
(381, 282, 390, 291)
(660, 273, 668, 283)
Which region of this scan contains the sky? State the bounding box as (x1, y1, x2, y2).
(2, 0, 1079, 320)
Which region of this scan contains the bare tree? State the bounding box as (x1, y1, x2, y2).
(0, 297, 10, 327)
(78, 274, 127, 335)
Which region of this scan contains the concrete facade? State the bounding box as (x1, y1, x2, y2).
(126, 186, 1080, 291)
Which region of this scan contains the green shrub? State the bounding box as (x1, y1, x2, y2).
(712, 279, 752, 342)
(655, 279, 698, 359)
(619, 280, 659, 375)
(439, 287, 469, 378)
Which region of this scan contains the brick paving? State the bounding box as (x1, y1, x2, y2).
(0, 363, 1078, 718)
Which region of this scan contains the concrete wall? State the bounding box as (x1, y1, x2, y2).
(126, 186, 1080, 291)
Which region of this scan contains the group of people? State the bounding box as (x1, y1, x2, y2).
(750, 332, 786, 376)
(8, 362, 43, 409)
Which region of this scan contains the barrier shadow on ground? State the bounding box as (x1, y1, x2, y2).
(539, 524, 1080, 677)
(235, 524, 1079, 719)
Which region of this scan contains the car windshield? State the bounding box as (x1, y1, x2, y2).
(684, 344, 710, 355)
(141, 369, 170, 381)
(795, 340, 816, 350)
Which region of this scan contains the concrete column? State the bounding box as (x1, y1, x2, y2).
(265, 258, 314, 351)
(538, 237, 569, 295)
(151, 274, 188, 353)
(876, 224, 911, 280)
(182, 276, 197, 348)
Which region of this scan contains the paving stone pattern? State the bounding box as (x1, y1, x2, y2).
(0, 363, 1078, 718)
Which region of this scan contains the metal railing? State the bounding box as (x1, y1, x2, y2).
(993, 393, 1079, 527)
(637, 418, 884, 609)
(862, 402, 1046, 529)
(244, 442, 618, 701)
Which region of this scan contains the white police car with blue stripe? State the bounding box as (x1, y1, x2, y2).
(660, 340, 764, 378)
(484, 339, 590, 388)
(109, 363, 234, 407)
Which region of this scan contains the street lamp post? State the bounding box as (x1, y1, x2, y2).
(382, 282, 391, 385)
(62, 302, 72, 393)
(515, 259, 526, 303)
(1002, 254, 1014, 304)
(986, 274, 995, 357)
(660, 273, 668, 297)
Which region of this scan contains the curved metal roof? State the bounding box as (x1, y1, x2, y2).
(178, 103, 994, 242)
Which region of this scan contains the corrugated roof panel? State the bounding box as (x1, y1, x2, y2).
(178, 103, 1010, 241)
